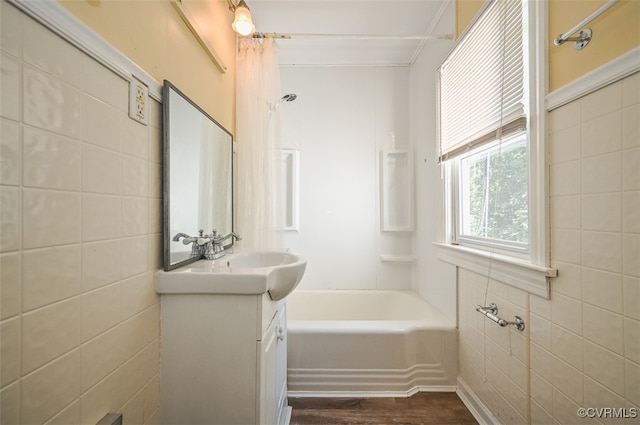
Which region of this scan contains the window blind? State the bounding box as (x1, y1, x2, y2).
(439, 0, 526, 161)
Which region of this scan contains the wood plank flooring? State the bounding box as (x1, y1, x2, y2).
(289, 392, 479, 424)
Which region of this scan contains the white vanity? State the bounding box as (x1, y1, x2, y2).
(156, 251, 306, 425)
(159, 81, 307, 424)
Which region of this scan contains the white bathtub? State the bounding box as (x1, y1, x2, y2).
(286, 290, 458, 397)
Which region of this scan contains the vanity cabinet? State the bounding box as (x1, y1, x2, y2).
(159, 293, 290, 425)
(259, 305, 288, 424)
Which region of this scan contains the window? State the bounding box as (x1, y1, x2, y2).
(436, 0, 556, 297)
(440, 0, 528, 255)
(458, 133, 528, 253)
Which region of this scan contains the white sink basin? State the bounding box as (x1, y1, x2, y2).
(226, 251, 299, 268)
(156, 250, 306, 300)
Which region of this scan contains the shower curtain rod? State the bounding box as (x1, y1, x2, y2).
(252, 32, 453, 40)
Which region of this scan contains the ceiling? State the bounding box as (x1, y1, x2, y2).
(246, 0, 453, 66)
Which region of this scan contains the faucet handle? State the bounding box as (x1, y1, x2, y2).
(172, 232, 188, 242)
(196, 237, 211, 246)
(172, 232, 198, 245)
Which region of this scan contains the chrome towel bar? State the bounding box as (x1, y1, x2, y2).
(476, 303, 525, 331)
(554, 0, 620, 50)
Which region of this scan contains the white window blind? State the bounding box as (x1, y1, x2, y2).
(439, 0, 526, 161)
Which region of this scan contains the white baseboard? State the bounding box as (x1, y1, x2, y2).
(280, 406, 292, 425)
(287, 362, 457, 396)
(456, 377, 500, 425)
(288, 385, 457, 399)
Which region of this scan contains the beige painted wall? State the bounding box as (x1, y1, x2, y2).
(456, 0, 640, 91)
(58, 0, 237, 133)
(456, 0, 484, 38)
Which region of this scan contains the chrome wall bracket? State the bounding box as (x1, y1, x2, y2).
(476, 303, 526, 331)
(554, 28, 592, 50)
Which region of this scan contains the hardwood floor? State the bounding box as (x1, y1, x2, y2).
(289, 392, 479, 425)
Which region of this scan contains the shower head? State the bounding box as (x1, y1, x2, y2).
(271, 93, 298, 111)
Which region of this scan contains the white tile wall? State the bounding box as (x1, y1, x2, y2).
(0, 253, 21, 320)
(0, 118, 21, 186)
(546, 73, 640, 423)
(459, 72, 640, 424)
(23, 127, 81, 191)
(0, 3, 161, 424)
(23, 189, 82, 249)
(458, 269, 531, 425)
(582, 267, 624, 313)
(0, 186, 23, 252)
(0, 318, 20, 387)
(581, 112, 621, 158)
(20, 349, 82, 425)
(622, 105, 640, 149)
(82, 144, 122, 195)
(0, 53, 22, 121)
(22, 245, 81, 312)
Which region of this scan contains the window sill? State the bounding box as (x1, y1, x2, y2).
(434, 242, 557, 299)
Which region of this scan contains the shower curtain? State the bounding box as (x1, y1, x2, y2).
(236, 37, 284, 250)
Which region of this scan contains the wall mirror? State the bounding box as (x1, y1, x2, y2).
(163, 80, 234, 271)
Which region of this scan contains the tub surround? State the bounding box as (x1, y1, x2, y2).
(287, 290, 458, 396)
(280, 66, 417, 294)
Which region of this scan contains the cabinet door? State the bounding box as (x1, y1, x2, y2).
(275, 308, 288, 424)
(259, 310, 280, 424)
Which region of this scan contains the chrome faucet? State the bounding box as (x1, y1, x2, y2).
(205, 230, 242, 260)
(172, 230, 213, 258)
(172, 230, 241, 260)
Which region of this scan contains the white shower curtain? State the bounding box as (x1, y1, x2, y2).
(236, 38, 284, 250)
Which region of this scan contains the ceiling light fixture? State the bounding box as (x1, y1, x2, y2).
(227, 0, 255, 37)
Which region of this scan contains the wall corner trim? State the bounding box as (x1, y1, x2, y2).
(546, 46, 640, 111)
(7, 0, 162, 100)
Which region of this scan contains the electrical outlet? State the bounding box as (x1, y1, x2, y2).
(128, 78, 149, 125)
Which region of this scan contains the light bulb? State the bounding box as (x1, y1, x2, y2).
(232, 4, 255, 36)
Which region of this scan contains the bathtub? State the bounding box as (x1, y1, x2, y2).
(286, 289, 458, 397)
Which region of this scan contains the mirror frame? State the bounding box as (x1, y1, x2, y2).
(162, 80, 234, 271)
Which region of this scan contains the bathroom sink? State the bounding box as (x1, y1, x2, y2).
(156, 250, 306, 300)
(226, 251, 299, 268)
